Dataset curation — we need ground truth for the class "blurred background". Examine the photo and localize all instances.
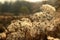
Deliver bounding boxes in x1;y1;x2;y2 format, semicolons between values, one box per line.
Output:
0;0;59;16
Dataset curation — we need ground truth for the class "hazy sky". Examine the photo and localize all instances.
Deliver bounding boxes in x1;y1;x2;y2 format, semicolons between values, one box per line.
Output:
0;0;47;3
26;0;43;2
0;0;16;3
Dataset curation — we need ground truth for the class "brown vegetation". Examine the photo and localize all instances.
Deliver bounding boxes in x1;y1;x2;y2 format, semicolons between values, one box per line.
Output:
0;1;60;40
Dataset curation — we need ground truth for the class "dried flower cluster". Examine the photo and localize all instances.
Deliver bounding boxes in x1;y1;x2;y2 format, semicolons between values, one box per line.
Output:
5;4;57;40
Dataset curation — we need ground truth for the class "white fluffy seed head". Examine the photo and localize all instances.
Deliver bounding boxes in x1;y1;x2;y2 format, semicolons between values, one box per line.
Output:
32;12;46;20
40;4;56;14
33;12;45;17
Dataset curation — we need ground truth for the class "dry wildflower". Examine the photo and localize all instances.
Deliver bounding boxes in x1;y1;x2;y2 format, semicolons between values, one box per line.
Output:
6;4;56;40
40;4;56;15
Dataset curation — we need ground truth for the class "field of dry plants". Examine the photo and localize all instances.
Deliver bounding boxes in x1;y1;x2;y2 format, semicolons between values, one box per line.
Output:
0;4;60;40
